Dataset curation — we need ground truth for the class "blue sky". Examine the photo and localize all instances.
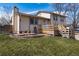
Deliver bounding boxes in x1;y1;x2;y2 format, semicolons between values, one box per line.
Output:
0;3;73;24
0;3;71;24
0;3;55;25
0;3;72;24
0;3;54;14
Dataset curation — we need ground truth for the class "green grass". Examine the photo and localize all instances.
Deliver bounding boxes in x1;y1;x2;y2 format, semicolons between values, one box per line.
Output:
0;34;79;56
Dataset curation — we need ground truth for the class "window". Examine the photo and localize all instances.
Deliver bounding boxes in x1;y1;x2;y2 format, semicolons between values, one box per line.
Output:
60;19;64;22
30;18;34;24
35;19;38;24
53;16;58;21
30;18;38;24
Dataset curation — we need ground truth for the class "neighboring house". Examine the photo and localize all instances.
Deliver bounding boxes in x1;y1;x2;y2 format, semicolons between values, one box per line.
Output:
11;6;66;36
74;21;79;40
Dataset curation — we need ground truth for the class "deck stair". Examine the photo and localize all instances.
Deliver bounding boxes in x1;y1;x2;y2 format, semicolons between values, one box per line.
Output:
58;24;69;38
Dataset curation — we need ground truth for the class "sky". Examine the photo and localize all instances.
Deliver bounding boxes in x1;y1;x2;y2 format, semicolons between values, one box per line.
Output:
0;3;72;24
0;3;54;15
0;3;55;25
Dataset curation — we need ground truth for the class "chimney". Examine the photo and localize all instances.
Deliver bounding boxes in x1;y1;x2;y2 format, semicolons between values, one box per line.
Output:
11;6;20;34
12;6;19;16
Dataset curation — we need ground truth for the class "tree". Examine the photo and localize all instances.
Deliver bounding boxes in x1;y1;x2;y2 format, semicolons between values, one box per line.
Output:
0;6;11;26
0;6;11;33
53;3;79;39
66;4;79;39
53;3;67;15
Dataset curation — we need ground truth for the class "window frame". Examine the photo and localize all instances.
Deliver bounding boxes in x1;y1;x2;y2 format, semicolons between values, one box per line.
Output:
30;18;38;25
53;16;58;21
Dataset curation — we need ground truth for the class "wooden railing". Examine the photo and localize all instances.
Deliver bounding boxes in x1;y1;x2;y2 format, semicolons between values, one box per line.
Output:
42;25;54;34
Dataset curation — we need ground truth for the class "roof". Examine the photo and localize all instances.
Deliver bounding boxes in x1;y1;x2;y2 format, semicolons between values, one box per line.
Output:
17;12;50;20
36;11;66;17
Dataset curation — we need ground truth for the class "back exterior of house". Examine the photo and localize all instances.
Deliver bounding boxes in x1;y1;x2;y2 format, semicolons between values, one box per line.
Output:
37;11;66;36
11;6;66;36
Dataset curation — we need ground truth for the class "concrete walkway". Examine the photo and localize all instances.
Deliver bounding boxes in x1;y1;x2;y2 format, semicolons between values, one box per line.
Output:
9;34;50;39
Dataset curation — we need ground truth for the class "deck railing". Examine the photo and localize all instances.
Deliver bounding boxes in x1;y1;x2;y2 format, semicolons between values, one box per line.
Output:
42;25;54;34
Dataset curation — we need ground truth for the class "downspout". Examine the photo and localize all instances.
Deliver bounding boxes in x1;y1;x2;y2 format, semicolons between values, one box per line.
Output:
29;18;30;33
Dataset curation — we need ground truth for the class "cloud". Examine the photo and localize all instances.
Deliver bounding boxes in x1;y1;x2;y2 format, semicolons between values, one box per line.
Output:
24;9;44;15
26;10;39;14
25;7;51;15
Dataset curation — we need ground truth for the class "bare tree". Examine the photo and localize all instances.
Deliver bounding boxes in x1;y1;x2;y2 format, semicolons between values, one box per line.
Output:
0;6;11;33
53;3;68;15
66;4;79;39
53;3;79;39
0;6;11;26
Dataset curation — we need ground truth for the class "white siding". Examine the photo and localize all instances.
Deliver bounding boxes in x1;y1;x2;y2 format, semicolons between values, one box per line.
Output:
38;18;50;25
59;16;66;25
50;14;66;26
20;16;29;32
37;13;50;19
17;15;20;34
38;19;45;25
12;14;20;34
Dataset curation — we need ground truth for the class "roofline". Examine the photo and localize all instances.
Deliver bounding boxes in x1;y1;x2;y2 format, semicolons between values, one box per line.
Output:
36;11;66;17
17;12;50;20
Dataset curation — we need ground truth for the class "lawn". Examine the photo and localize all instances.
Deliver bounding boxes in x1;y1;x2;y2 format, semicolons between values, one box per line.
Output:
0;34;79;56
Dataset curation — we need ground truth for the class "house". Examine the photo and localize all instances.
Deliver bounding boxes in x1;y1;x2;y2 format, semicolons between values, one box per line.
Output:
36;11;66;36
11;6;67;36
74;21;79;40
